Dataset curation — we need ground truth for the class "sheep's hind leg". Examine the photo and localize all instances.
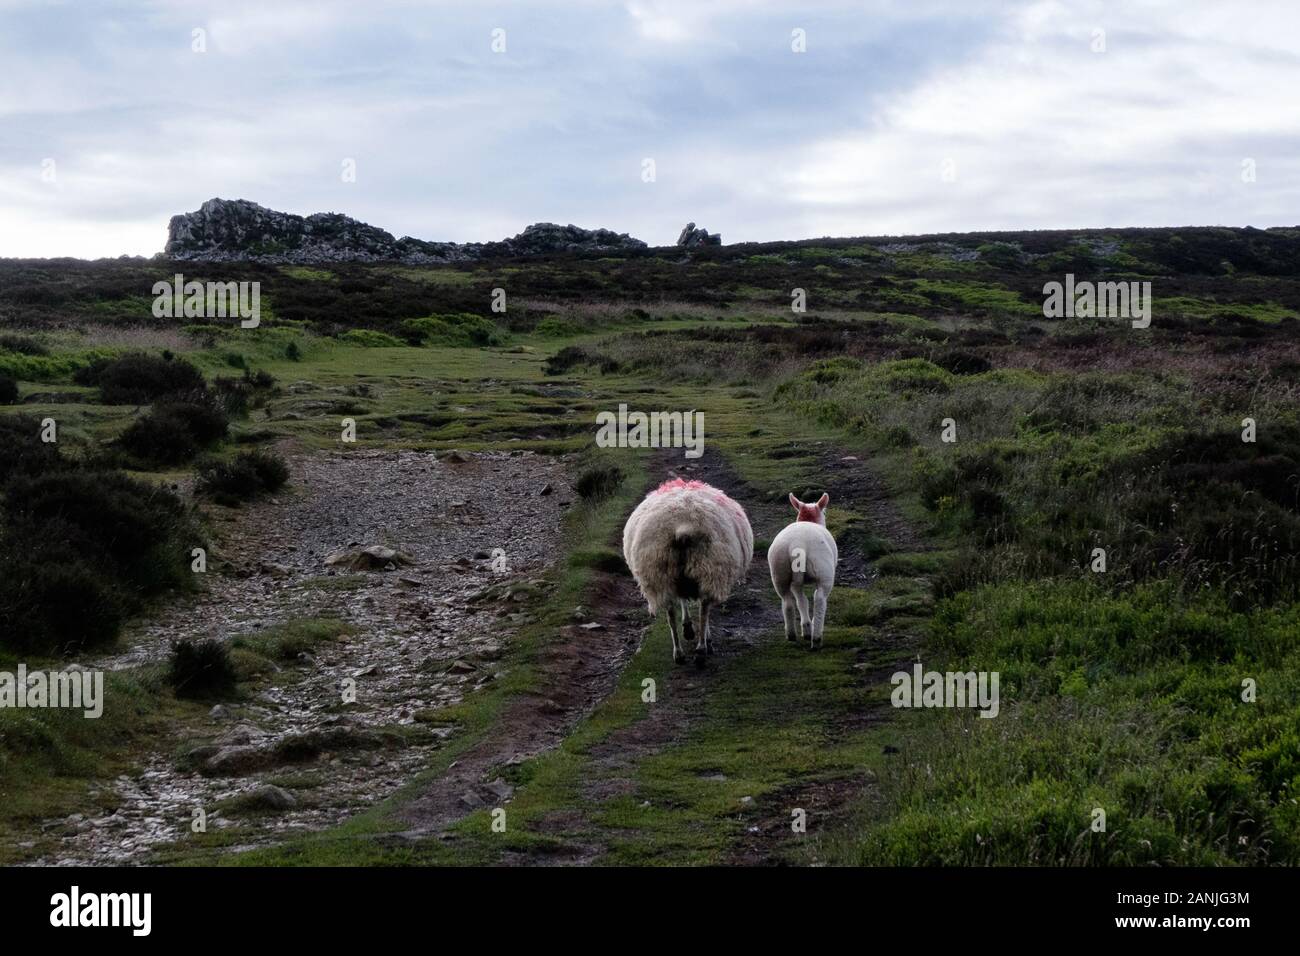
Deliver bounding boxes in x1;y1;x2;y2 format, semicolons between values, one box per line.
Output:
666;605;687;665
678;599;695;666
694;599;713;667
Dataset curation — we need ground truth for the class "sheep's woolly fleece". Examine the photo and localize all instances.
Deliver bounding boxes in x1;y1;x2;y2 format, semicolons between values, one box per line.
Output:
622;478;755;615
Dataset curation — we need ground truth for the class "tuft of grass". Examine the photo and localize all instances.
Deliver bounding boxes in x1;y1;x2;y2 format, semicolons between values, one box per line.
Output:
230;618;354;662
575;462;625;501
167;639;238;700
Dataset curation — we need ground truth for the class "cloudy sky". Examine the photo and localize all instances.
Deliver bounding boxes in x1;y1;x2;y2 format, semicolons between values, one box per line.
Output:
2;0;1298;258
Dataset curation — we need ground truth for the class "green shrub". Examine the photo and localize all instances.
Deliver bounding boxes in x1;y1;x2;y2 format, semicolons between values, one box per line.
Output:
544;346;593;375
118;412;198;465
534;316;585;337
402;313;505;347
213;368;277;415
196;450;290;505
2;470;192;598
75;352;205;404
0;348;114;382
167;639;237;699
933;350;992;375
0;415;64;484
0;557;124;654
0;333;47;356
160;400;230;445
0;461;194;653
340;329;406;348
118;400;229;466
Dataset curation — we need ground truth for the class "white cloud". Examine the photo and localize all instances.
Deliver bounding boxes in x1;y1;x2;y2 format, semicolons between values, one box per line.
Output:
0;0;1297;257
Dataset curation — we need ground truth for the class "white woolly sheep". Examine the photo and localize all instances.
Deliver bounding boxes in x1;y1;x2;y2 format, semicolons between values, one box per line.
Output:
622;478;754;666
767;493;837;650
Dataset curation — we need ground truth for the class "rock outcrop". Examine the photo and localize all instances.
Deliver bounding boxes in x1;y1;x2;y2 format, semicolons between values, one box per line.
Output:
676;222;721;248
164;198;648;263
484;222;647;257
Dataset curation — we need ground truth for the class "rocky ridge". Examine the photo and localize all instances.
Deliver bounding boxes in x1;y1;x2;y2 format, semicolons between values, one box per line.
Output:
164;198;654;264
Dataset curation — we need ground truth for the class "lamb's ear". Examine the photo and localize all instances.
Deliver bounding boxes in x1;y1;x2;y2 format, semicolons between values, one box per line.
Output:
788;493;801;510
816;493;829;510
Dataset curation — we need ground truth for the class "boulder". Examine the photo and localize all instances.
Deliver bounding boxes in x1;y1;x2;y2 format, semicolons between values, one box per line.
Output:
324;544;415;571
239;784;299;811
202;745;269;777
676;222;722;248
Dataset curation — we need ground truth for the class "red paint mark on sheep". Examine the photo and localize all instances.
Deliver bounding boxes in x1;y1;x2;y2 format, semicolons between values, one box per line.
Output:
652;478;711;494
651;478;750;525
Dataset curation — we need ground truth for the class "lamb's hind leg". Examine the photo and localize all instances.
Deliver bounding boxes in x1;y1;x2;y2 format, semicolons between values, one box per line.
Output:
780;592;799;642
666;605;687;665
811;587;828;650
792;588;812;643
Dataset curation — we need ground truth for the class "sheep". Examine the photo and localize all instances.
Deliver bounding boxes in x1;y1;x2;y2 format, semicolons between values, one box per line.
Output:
767;493;837;650
622;478;754;666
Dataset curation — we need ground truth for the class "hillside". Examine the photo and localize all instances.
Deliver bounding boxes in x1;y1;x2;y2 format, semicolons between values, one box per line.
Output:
1;222;1298;867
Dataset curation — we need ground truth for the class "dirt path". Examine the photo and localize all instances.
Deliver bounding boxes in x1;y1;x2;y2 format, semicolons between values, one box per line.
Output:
390;569;642;840
514;442;924;864
38;448;574;865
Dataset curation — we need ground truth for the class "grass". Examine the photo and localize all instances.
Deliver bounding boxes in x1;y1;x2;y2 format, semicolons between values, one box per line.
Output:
0;657;177;864
823;580;1300;865
230;617;355;663
3;231;1299;866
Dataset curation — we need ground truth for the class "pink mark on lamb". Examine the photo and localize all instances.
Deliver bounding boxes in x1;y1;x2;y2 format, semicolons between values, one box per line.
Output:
794;502;822;523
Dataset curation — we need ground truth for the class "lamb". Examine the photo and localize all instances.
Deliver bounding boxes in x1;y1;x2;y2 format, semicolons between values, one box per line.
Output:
622;478;754;666
767;493;837;650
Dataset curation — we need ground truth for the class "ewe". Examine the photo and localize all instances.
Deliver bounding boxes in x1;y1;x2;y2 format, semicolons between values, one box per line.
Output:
768;493;837;650
622;478;754;666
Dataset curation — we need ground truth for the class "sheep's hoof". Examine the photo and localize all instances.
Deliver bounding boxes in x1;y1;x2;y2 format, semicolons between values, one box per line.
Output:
808;641;822;652
705;641;715;655
785;633;797;643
